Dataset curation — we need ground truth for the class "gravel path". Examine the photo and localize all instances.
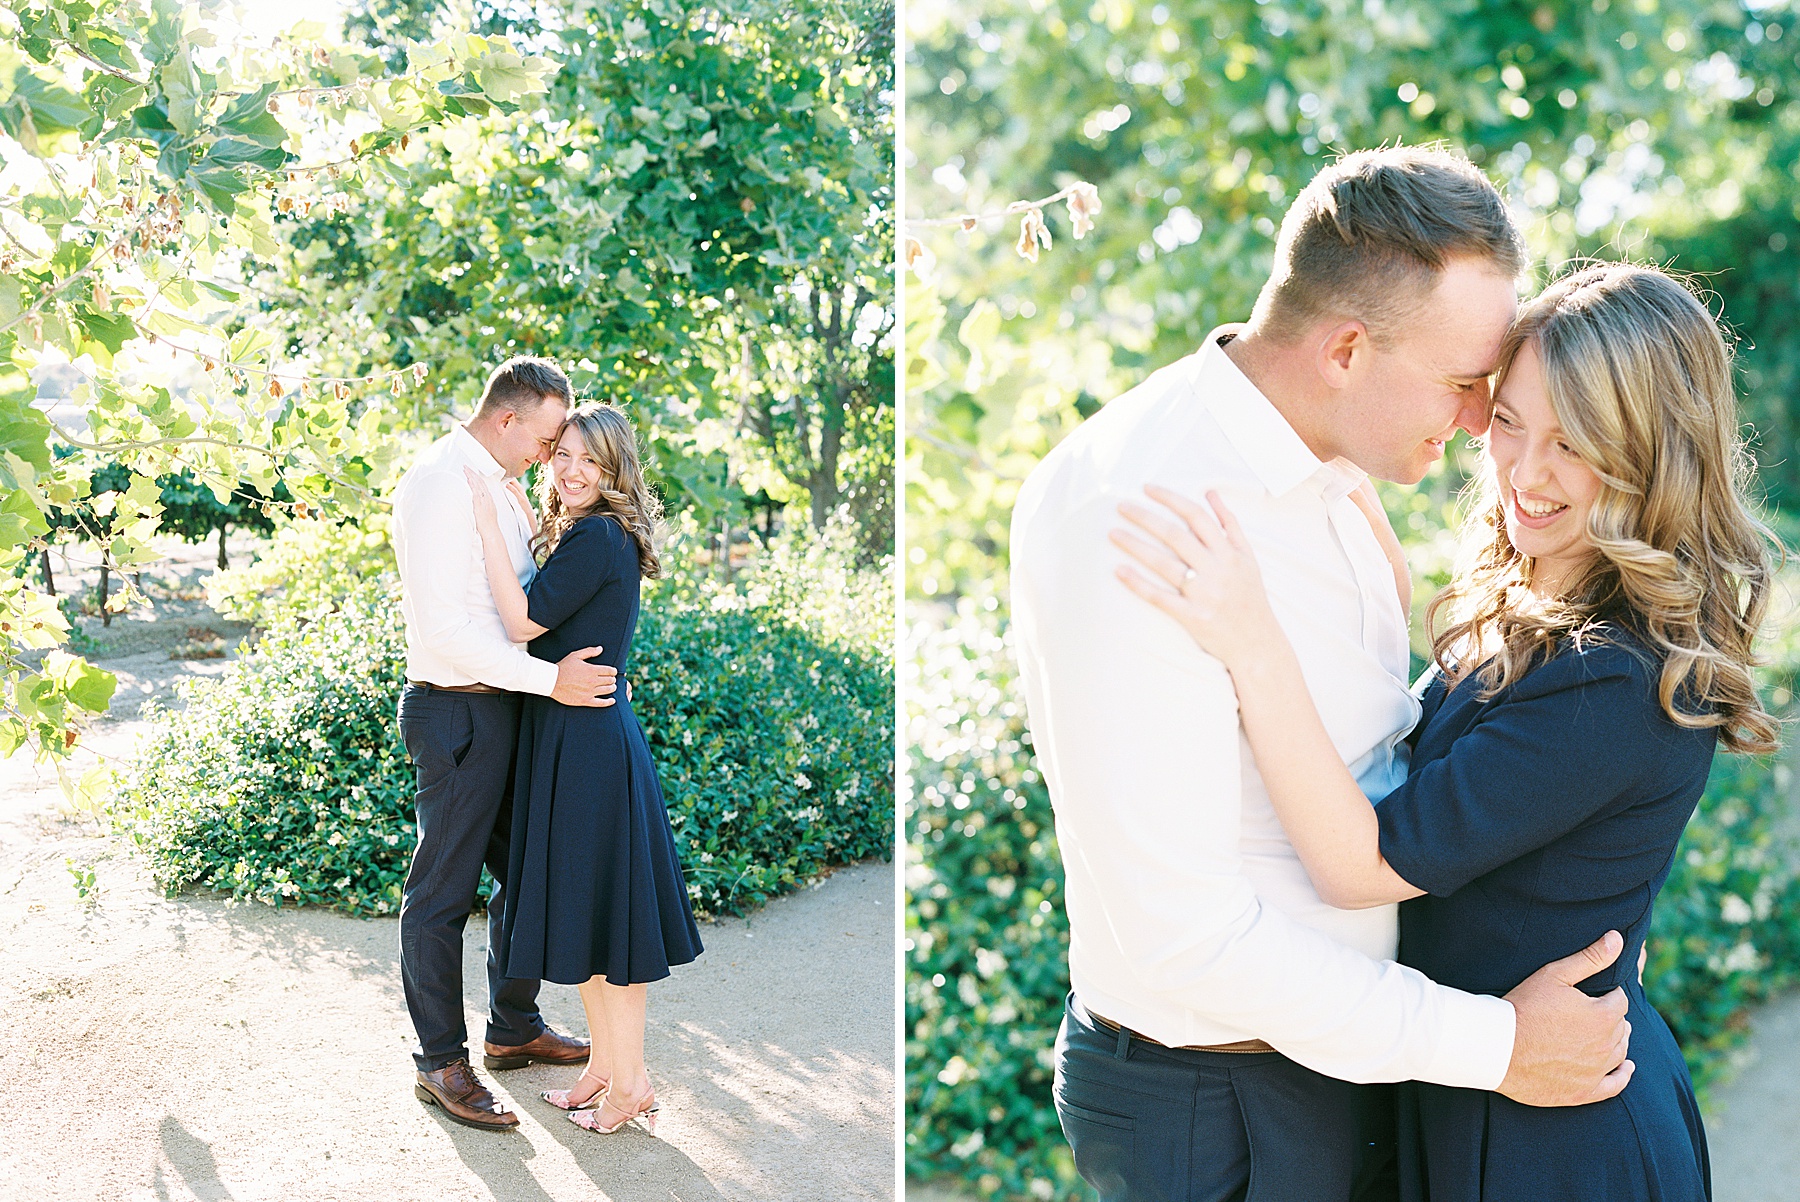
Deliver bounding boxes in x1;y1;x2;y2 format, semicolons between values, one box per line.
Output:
1702;991;1800;1202
0;542;896;1202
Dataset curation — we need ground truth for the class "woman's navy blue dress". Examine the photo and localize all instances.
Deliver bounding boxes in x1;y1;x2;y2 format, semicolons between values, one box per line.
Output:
1376;633;1715;1202
501;514;703;986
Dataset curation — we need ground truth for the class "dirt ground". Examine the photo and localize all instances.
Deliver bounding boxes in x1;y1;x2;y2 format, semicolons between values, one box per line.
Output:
0;539;896;1202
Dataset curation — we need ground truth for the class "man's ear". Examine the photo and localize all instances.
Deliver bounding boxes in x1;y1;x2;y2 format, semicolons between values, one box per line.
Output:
1315;320;1371;389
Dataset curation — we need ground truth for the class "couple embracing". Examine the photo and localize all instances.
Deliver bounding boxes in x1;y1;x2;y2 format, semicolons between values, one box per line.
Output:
390;357;703;1137
1013;146;1775;1200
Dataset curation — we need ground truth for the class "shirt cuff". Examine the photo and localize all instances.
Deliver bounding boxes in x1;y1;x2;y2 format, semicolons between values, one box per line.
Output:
516;656;559;698
1415;991;1516;1090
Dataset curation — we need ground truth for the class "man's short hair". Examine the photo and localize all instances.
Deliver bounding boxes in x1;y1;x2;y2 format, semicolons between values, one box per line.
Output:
473;356;573;419
1250;145;1526;345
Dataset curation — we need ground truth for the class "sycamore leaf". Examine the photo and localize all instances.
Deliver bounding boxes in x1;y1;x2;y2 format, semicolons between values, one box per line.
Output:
9;590;69;650
0;484;48;546
41;650;117;714
75;309;138;355
227;327;275;362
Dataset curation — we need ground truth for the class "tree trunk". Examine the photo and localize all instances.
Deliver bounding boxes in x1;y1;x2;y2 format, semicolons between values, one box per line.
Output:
217;523;230;569
99;561;111;627
811;390;845;530
39;547;54;596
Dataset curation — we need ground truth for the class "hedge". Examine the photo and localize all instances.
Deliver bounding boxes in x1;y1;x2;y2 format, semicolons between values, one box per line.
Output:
113;573;892;918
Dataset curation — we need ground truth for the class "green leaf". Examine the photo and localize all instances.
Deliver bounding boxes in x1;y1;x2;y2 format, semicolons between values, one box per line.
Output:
0;483;48;546
203;136;285;171
0;396;51;471
74;29;140;76
191;161;254;211
142;309;212;338
11;68;92;134
42;650;117;714
227;327;275;362
216;83;284;144
75;309;138;355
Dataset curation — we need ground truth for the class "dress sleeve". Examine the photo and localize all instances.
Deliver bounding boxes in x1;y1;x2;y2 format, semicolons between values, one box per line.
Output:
1378;645;1690;897
525;517;623;633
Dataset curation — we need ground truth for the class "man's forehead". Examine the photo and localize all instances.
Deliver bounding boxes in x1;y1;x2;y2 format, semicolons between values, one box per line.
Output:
528;401;568;435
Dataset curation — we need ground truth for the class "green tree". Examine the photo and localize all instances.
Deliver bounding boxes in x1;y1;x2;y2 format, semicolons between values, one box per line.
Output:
262;0;894;553
152;469;281;568
0;0;557;766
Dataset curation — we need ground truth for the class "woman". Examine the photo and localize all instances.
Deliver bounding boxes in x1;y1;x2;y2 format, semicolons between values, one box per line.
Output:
1112;264;1779;1200
464;402;703;1137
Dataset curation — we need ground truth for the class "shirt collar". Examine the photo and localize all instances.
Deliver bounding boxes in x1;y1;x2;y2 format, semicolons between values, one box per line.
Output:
453;423;507;480
1195;328;1367;503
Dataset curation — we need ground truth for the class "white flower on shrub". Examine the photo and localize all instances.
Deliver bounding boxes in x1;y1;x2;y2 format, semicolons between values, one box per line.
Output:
1721;893;1754;924
1718;941;1763;973
950;1129;985;1159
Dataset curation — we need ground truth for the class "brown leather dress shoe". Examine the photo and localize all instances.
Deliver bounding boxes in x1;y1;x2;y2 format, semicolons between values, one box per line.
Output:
415;1059;519;1131
484;1027;592;1070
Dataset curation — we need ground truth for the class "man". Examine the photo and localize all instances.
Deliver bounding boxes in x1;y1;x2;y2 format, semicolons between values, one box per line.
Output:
392;356;619;1131
1011;147;1635;1199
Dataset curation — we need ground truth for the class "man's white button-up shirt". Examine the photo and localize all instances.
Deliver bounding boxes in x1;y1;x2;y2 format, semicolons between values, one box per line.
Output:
1010;332;1516;1088
391;424;559;696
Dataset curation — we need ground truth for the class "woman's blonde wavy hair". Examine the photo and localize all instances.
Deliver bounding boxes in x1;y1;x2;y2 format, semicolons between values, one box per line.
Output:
533;402;664;579
1426;262;1781;754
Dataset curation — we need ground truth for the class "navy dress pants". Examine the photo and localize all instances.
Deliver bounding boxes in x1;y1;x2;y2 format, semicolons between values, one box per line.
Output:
1054;993;1398;1202
397;684;545;1071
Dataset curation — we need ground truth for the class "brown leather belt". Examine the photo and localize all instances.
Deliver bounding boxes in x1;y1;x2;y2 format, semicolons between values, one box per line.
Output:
1088;1010;1274;1055
415;681;511;695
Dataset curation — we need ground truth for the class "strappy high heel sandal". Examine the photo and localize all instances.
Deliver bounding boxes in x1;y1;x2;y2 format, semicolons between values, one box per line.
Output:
541;1070;610;1111
570;1086;659;1136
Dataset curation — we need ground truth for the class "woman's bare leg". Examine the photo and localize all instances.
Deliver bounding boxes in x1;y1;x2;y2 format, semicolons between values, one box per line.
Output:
542;974;612;1108
574;973;616;1092
572;979;653;1130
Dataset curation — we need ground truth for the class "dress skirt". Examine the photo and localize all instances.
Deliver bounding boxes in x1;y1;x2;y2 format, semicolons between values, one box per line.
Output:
1398;983;1709;1202
501;693;704;986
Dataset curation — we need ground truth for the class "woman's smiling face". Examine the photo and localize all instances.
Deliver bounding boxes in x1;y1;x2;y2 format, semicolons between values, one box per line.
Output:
1485;338;1605;594
550;424;603;510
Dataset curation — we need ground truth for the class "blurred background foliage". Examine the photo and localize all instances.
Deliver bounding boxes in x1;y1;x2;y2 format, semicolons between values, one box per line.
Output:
905;0;1800;1197
266;0;896;561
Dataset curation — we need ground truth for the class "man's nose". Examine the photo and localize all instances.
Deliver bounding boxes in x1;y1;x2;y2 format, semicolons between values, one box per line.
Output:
1454;379;1494;438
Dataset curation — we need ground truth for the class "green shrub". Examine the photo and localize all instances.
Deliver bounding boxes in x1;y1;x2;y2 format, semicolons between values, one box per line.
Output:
111;589;415;914
1646;753;1800;1093
652;511;894;653
907;604;1800;1202
114;583;892;917
205;512;395;626
907;608;1079;1202
636;599;892;910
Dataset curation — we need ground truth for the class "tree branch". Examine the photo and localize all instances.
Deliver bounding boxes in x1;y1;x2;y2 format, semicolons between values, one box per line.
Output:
904;183;1091;230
